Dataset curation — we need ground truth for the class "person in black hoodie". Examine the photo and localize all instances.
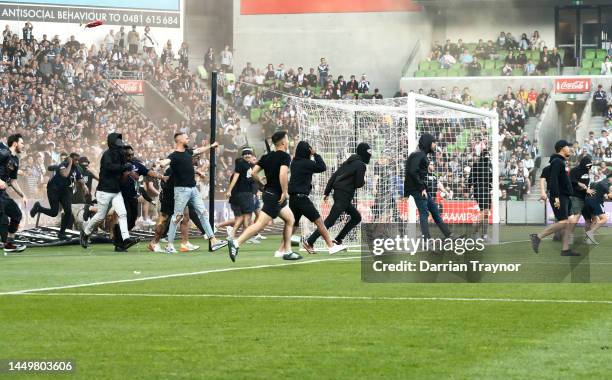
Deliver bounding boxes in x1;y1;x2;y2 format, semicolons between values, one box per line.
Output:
290;141;347;255
305;142;371;248
403;133;452;240
530;140;578;256
568;156;594;235
80;133;139;250
468;149;493;239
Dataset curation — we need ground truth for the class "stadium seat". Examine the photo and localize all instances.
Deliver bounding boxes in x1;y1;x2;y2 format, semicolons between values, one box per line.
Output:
597;49;608;59
425;70;436;77
418;61;431;71
585;49;596;60
578;68;591;75
447;69;460;77
483;60;495;70
581;60;593;69
546;68;558;76
414;70;426;77
498;51;508;60
593;60;604;70
435;69;448;77
512;69;523;76
197;65;208;79
494;60;505;69
591;68;601;75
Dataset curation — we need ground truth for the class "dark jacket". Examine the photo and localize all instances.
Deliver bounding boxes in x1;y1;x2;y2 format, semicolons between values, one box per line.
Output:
289;141;326;195
569;156;592;199
469;153;492;191
97;132;128;193
324;154;366;198
548;153;572;198
404;134;435;195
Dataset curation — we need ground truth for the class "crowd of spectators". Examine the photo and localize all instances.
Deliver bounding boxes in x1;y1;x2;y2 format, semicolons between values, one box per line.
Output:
426;31;563;76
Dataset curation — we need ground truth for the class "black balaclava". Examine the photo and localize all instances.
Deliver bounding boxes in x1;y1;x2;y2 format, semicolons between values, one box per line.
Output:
356;142;372;164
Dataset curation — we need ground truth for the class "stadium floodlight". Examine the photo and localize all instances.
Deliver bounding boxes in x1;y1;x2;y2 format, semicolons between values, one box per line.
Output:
291;93;499;251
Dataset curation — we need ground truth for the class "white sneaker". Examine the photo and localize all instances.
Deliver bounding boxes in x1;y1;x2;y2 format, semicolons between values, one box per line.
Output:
147;242;165;253
274;250;285;258
161;237;168;243
145;219;156;226
329;243;348;255
255;234;267;240
247;238;261;244
180;242;200;252
585;231;599;245
166;244;177;253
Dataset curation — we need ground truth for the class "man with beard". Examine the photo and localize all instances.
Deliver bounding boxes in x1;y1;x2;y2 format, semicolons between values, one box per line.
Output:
0;134;27;253
80;133;139;250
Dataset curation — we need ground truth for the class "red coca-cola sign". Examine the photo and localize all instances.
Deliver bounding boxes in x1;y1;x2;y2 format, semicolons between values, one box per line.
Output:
555;78;592;93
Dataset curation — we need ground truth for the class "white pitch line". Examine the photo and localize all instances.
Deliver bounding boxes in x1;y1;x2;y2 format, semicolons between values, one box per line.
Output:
6;292;612;305
0;256;360;295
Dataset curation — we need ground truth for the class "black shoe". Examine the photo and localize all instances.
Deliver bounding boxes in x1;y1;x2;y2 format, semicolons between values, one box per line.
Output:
80;230;90;249
122;237;140;250
57;233;69;241
228;239;239;262
561;250;580;256
114;246;127;252
283;252;303;261
29;202;40;218
3;242;26;253
530;234;541;254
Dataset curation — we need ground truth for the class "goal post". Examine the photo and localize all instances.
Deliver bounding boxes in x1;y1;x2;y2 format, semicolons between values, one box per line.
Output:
291;94;500;250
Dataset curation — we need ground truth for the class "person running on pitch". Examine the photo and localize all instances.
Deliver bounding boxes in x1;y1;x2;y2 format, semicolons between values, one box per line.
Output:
158;133;226;253
227;131;301;262
0;134;27;253
225;147;257;241
30;153;88;240
304;142;371;248
80;133;139;250
581;174;612;244
568;156;594;244
291;141;347;255
403;133;454;240
530;140;579;256
539;164;563;242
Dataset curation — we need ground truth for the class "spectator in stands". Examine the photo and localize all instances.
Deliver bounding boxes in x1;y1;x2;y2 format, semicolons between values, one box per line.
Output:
536;88;549;114
357;74;370;94
486;40;498;60
607;104;612;124
160;40;173;65
530;31;542;50
474;39;487;60
550;47;562;74
467;57;481;76
459;49;473;65
127;25;139;55
141;26;157;54
505;51;517;67
539;46;549;61
502;62;513;76
204;47;215;73
439;50;456;69
567;112;579;138
519;33;530;50
177;42;188;69
593;85;608;116
497;32;506;48
22;22;33;45
517;49;528;66
536;56;550;75
427;88;438;98
604;148;612;164
373;88;383;100
525;59;536;76
505;174;525;200
116;26;126;51
220;45;233;73
601;56;612;75
506;33;518;49
317;57;329;87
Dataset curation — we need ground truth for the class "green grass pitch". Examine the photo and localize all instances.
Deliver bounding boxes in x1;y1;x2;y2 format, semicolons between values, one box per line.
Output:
2;227;612;379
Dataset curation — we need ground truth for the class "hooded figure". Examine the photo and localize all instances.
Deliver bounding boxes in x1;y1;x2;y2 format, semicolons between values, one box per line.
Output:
548;151;573;201
469;149;493;194
324;142;369;198
403;133;436;195
289;141;326;196
569;155;592;200
97;132;130;193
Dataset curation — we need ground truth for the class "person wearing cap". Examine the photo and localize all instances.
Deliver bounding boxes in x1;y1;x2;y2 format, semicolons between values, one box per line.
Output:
581;174;612;244
403;133;453;240
567;156;595;244
304;141;371;250
30;152;87;240
225;147;258;241
530;139;579;256
80;133;139;251
290;141;347;255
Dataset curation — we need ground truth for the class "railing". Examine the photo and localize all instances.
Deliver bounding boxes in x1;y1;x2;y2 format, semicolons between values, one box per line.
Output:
576;89;594;145
107;70;144;80
401;38;421;78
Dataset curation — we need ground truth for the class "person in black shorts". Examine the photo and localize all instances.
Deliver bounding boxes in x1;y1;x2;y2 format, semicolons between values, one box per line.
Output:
539;164;563;241
30;153;87;240
568;156;595;244
305;142;371;248
290;140;347;255
0;134;27;253
530;140;578;256
582;174;612;245
226;148;257;239
228;131;300;262
468;149;492;239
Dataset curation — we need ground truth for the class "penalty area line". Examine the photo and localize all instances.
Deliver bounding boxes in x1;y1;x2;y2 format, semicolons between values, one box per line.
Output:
6;292;612;305
0;256;360;296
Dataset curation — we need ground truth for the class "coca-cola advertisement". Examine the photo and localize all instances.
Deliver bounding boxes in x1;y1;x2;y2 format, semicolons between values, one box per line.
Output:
555;78;592;93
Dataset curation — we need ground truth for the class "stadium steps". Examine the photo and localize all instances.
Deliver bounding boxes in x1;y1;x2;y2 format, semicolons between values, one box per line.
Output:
526;156;549;201
587;116;606;136
241;116;267;154
524;115;539;141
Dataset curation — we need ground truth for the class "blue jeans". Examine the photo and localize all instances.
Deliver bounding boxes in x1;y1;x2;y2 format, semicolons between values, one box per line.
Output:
409;191;450;239
168;186;214;244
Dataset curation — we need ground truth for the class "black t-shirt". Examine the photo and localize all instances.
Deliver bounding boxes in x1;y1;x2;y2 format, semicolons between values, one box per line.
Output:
72;167;95;204
0;148;19;184
160;167;175;203
49;161;83;189
234;158;253;193
168;150;196;187
258;151;291;194
592;178;611;204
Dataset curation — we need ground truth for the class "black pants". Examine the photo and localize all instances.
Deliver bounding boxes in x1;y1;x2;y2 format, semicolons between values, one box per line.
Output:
114;196;139;247
38;186;72;235
307;191;361;246
0;191;22;241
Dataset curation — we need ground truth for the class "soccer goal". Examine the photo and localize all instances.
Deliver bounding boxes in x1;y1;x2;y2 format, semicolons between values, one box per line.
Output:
291;93;500;251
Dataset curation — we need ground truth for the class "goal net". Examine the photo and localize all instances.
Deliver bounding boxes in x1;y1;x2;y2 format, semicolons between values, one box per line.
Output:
291;93;500;251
